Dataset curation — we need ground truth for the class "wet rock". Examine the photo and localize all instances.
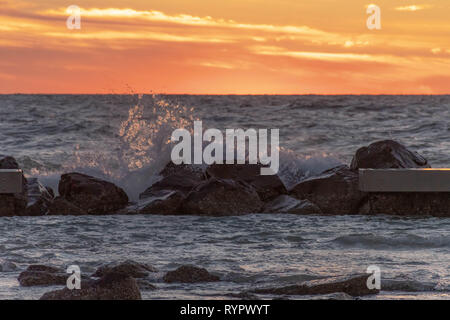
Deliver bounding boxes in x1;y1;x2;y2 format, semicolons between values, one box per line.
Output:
92;260;158;279
0;261;17;272
58;173;129;214
139;190;186;214
159;162;206;181
182;178;264;216
25;178;54;216
206;164;287;201
18;265;67;287
350;140;430;170
163;265;220;283
136;278;158;291
48;197;87;215
263;195;322;214
359;193;450;217
252;274;379;297
290;166;366;214
0;156;28;216
40;272;141;300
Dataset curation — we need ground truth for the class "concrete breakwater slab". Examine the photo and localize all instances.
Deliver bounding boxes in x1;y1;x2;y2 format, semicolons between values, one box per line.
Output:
359;169;450;192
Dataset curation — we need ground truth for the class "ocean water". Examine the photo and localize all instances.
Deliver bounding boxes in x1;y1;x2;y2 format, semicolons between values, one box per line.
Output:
0;94;449;299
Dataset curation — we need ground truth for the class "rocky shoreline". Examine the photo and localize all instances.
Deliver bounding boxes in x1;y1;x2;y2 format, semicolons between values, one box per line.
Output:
1;140;449;217
12;260;379;300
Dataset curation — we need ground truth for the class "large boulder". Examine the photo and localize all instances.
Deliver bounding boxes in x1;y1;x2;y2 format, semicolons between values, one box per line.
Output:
137;163;207;215
252;274;379;297
163;265;220;283
263;195;322;214
350;140;430;170
206;164;287;201
57;173;129;214
48;197;88;215
0;156;28;216
40;272;141;300
25;178;54;216
290;166;366;214
182;178;264;216
18;265;67;287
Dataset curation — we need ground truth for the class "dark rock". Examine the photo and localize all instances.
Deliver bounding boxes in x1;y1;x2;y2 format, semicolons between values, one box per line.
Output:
359;193;450;217
159;162;206;181
139;190;186;214
58;173;129;214
25;178;54;216
18;265;67;287
350;140;430;170
290;166;366;214
40;271;141;300
0;156;28;216
47;197;87;215
163;265;220;283
138;170;206;214
92;260;157;278
252;274;379;297
136;278;158;291
206;164;287;201
182;178;264;216
263;195;322;214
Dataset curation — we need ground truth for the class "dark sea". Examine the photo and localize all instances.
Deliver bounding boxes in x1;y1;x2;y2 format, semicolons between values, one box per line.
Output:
0;94;449;299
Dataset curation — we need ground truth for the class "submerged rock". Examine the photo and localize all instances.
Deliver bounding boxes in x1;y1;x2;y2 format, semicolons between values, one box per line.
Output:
40;272;141;300
57;173;129;214
206;163;287;201
252;274;379;297
182;178;264;216
290;166;366;214
92;260;157;278
18;265;67;287
25;178;54;216
0;156;28;216
350;140;430;170
0;261;18;272
263;195;322;214
163;265;220;283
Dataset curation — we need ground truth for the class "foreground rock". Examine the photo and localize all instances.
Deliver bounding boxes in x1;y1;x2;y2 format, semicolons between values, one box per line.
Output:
263;195;322;214
50;173;129;215
290;166;366;214
206;164;287;201
0;156;28;216
251;274;379;297
18;265;67;287
350;140;430;170
163;265;220;283
92;260;157;278
40;272;141;300
182;178;264;216
25;178;54;216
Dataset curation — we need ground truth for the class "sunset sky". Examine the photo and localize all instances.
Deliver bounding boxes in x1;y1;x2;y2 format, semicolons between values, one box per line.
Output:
1;0;449;94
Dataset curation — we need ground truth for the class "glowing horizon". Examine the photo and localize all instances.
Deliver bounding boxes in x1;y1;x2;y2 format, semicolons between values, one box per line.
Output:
1;0;449;94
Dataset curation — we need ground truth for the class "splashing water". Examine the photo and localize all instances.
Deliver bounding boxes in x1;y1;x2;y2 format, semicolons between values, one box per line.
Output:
56;95;197;200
